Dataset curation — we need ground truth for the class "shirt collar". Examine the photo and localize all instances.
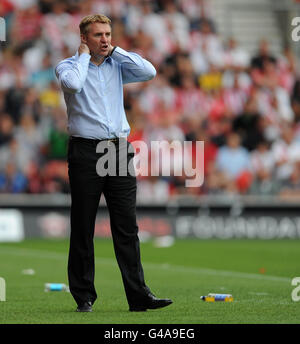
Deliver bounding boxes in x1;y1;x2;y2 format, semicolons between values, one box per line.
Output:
74;51;112;65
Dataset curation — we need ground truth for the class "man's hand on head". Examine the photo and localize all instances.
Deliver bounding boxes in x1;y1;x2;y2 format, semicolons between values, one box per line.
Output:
78;43;90;55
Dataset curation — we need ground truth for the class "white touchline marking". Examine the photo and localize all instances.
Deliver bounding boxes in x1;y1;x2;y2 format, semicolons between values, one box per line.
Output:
0;246;290;283
248;292;270;295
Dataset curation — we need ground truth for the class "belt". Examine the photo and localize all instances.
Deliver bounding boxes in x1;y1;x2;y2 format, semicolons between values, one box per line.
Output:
70;136;121;145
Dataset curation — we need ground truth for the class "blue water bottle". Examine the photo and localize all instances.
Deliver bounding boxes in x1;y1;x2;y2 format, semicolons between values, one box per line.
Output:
44;283;69;292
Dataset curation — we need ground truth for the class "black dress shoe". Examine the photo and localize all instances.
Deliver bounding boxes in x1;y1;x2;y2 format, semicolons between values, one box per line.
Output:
129;293;173;312
76;301;93;312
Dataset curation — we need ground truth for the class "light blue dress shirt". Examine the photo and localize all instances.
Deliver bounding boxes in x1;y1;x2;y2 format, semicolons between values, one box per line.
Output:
55;47;156;139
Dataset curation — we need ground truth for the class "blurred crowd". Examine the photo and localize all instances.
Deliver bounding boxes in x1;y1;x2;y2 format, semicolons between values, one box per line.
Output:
0;0;300;201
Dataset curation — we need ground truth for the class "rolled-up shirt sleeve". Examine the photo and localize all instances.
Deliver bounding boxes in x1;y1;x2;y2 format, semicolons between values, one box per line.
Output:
55;53;91;94
111;46;156;84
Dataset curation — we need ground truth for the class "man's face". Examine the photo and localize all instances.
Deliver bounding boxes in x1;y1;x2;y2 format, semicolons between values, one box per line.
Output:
81;22;112;56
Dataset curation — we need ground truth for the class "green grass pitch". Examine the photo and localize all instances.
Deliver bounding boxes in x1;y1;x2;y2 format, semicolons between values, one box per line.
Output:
0;238;299;324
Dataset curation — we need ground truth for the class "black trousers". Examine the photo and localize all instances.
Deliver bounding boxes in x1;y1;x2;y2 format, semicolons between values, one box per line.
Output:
67;136;150;306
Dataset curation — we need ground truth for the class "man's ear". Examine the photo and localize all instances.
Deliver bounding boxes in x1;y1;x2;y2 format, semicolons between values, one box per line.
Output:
80;34;88;44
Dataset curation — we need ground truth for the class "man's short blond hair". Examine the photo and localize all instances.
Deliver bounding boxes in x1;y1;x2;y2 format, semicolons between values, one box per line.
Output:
79;14;111;35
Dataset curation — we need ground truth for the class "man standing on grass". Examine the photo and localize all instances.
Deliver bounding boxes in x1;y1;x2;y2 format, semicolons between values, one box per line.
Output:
55;14;173;313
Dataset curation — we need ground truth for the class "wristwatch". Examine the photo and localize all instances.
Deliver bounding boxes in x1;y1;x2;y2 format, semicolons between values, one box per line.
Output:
110;46;116;56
